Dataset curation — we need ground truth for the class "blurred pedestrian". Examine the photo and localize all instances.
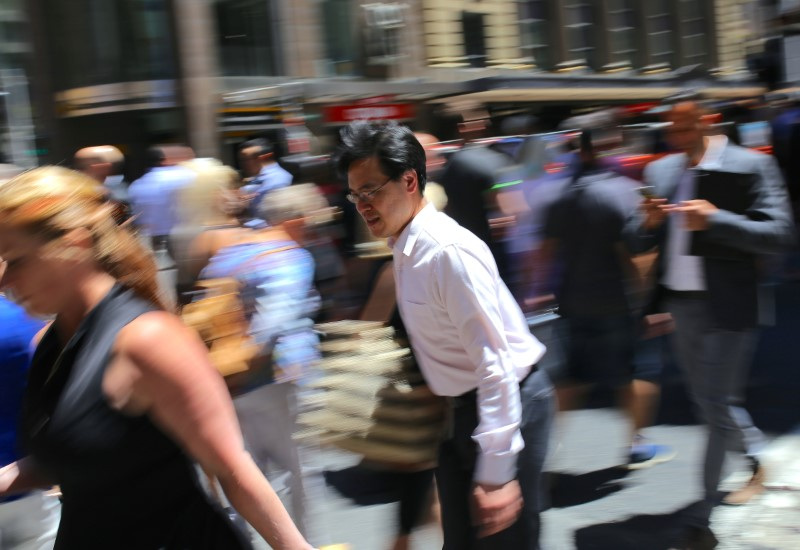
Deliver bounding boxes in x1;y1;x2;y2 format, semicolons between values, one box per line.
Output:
170;158;244;306
536;129;675;468
192;183;323;542
0;233;60;549
238;137;293;223
338;121;554;549
128;145;195;253
0;166;313;549
128;145;197;309
73;145;131;224
439;118;514;281
638;100;795;548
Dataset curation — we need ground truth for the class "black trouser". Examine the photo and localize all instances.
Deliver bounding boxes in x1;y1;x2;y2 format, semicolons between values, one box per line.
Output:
436;368;554;550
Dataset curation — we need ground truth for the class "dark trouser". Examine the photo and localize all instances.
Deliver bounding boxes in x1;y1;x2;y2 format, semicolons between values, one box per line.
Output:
667;294;765;526
436;368;555;550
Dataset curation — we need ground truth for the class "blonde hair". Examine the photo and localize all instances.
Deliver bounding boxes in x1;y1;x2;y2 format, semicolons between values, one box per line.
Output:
175;158;239;227
258;183;329;226
0;166;167;310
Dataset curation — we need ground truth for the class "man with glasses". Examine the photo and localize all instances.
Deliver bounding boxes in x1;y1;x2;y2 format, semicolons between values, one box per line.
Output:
337;121;554;549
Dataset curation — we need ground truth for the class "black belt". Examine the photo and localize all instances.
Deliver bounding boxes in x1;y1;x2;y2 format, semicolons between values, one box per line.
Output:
664;289;709;300
450;364;538;407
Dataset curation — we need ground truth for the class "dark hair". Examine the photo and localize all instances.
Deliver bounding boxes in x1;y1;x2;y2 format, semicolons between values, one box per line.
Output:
336;121;427;193
239;137;274;157
145;146;166;168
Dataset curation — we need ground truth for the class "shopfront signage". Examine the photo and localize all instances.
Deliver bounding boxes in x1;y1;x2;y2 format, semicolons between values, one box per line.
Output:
324;103;414;124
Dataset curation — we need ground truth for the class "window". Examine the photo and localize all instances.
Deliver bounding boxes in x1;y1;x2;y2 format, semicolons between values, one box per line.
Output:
518;0;551;69
215;0;280;77
606;0;636;67
462;11;487;68
43;0;176;90
645;0;674;68
678;0;712;68
564;1;596;69
321;0;357;75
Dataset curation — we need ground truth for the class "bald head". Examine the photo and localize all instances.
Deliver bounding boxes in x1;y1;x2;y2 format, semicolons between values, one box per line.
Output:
74;145;124;181
414;132;445;178
667;101;706;123
664;101;708;157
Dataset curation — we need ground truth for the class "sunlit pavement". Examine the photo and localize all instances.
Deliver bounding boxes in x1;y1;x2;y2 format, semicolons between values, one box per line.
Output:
247;409;800;549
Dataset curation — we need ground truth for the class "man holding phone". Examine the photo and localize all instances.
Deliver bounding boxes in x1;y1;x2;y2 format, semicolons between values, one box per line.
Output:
638;100;795;548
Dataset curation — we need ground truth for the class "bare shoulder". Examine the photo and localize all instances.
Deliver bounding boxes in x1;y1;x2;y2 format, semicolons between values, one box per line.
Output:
114;311;205;370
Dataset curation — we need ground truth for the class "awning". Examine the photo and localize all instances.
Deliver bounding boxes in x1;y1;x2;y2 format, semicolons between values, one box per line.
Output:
428;85;766;104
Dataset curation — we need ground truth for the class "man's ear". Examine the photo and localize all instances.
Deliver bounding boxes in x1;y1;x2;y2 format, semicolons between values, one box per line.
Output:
403;169;420;195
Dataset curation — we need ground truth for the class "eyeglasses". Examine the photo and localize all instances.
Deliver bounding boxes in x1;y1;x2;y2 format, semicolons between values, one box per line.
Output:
345;176;393;204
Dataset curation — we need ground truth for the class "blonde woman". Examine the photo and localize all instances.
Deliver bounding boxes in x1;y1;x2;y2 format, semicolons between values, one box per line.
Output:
191;184;325;541
169;158;244;304
0;167;313;549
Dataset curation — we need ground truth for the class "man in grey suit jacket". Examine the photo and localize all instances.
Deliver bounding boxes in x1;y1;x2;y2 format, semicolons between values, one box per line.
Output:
638;101;795;549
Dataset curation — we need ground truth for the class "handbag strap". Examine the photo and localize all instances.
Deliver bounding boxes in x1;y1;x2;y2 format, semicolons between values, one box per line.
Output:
235;243;298;278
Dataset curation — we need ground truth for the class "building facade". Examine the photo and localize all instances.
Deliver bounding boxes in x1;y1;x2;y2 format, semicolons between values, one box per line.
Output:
12;0;780;172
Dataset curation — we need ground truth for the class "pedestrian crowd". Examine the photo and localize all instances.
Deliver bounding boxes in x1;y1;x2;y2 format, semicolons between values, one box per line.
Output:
0;95;797;550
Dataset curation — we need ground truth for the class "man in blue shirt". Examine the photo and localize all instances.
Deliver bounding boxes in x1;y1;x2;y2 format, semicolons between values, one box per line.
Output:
239;138;293;222
0;259;60;548
128;145;196;250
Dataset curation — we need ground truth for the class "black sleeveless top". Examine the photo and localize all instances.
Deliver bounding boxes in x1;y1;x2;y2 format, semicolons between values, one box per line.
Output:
20;285;252;549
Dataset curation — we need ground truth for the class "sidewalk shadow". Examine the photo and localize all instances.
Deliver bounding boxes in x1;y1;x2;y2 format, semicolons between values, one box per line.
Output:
323;464;433;507
547;466;631;509
324;465;400;505
573;500;706;549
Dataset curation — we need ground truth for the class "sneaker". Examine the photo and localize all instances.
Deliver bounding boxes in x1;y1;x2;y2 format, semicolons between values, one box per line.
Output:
627;438;677;470
722;458;766;506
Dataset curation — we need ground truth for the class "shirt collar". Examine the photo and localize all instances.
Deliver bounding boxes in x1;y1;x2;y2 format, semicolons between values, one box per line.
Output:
104;174;124;185
696;134;728;170
259;163;280;177
391;202;436;257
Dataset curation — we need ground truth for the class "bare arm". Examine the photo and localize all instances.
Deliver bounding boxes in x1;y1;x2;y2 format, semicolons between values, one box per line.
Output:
110;312;312;550
0;457;55;497
185;231;216;282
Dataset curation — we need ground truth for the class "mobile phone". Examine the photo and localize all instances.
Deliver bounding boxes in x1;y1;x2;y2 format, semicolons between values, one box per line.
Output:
637;185;657;199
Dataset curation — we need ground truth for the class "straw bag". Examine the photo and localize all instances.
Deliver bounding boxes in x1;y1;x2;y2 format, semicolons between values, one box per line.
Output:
181;244;296;381
181;277;260;378
299;320;446;469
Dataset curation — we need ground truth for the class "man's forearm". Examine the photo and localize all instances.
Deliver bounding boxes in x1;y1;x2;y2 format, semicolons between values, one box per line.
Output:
472;374;524;486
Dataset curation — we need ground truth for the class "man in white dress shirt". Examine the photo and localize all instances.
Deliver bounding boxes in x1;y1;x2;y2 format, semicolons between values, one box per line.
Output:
338;121;554;549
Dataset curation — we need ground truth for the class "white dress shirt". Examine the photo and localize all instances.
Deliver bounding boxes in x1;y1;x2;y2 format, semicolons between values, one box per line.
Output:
392;203;546;485
663;135;728;291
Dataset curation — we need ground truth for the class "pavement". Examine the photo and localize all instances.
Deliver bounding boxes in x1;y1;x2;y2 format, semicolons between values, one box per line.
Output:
247;408;800;550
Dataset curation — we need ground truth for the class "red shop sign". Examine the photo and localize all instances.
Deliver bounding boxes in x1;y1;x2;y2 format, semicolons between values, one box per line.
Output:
324;103;415;124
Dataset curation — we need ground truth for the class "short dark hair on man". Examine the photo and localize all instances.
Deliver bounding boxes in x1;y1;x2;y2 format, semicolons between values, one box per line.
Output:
145;146;166;168
239;137;274;157
337;120;427;193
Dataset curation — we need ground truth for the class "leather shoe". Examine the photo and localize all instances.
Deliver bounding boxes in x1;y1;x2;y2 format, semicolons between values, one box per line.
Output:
672;525;718;550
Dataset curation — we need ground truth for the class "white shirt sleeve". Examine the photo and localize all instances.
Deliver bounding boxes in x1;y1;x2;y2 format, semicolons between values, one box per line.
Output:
433;243;524;485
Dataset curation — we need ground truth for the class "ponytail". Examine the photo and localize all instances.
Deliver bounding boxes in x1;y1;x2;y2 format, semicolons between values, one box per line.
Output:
89;210;170;311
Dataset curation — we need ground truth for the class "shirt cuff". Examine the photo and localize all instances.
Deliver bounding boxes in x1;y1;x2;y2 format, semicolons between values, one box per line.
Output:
474;451;518;486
